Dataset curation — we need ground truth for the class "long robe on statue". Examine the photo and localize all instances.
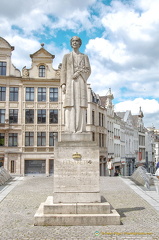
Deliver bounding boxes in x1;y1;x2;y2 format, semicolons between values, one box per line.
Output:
61;51;91;133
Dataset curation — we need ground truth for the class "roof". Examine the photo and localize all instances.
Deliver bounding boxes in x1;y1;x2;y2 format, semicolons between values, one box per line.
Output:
115;112;125;119
0;37;14;51
99;96;107;107
30;47;55;59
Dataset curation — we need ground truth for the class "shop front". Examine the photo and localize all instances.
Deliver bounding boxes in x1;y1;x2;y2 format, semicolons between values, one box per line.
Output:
25;160;46;174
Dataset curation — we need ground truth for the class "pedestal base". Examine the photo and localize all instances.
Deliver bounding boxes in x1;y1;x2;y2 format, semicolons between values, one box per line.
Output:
53;192;101;203
53;134;100;203
34;196;121;226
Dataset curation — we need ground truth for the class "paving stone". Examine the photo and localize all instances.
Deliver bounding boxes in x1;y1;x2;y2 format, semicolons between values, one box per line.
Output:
0;176;159;240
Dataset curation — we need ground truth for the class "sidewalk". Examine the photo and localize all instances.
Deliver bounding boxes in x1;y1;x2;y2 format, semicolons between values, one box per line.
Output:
0;175;159;240
0;176;24;202
121;177;159;212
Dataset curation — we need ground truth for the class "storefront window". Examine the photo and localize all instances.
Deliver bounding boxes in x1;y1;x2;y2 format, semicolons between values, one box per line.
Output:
25;160;46;174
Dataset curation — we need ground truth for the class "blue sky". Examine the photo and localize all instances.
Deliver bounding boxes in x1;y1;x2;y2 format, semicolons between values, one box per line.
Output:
1;0;159;128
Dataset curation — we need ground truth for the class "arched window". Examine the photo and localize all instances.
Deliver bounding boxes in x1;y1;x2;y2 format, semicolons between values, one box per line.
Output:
39;65;45;77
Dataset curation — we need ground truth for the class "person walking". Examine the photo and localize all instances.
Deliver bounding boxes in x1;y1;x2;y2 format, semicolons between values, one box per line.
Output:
107;159;113;177
156;161;159;170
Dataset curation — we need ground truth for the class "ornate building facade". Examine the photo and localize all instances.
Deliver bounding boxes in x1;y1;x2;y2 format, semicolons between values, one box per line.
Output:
0;37;107;175
0;37;154;176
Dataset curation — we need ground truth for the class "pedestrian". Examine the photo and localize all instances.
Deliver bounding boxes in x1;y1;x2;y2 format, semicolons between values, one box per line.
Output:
107;159;113;177
156;161;159;170
114;170;119;176
155;168;159;180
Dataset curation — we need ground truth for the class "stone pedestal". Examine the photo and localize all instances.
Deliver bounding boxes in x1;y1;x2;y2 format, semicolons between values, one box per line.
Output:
34;196;120;226
53;133;100;203
34;133;120;226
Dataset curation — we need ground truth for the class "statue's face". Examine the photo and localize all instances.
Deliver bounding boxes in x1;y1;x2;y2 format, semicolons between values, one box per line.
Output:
71;37;81;49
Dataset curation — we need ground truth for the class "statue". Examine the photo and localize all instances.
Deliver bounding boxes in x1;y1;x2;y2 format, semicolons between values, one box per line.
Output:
61;36;91;133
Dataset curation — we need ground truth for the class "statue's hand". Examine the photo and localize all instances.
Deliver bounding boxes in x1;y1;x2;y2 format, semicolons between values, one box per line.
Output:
62;84;66;94
73;72;80;79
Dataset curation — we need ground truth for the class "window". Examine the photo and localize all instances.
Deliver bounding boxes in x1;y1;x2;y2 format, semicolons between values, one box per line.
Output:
37;132;46;146
25;132;34;146
0;109;5;123
38;110;46;123
92;132;95;141
26;87;34;101
9;133;18;147
102;114;104;127
99;133;104;147
92;110;95;125
99;112;101;126
9;87;18;101
50;110;58;123
0;133;5;146
102;134;104;147
50;88;58;102
39;65;45;77
99;133;101;147
10;160;15;173
49;132;58;146
0;87;6;101
92;92;96;103
25;109;34;123
9;109;18;124
0;62;6;76
38;87;46;101
86;110;87;124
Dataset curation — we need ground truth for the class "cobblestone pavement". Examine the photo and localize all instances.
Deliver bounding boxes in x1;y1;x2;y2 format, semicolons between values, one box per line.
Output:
0;176;159;240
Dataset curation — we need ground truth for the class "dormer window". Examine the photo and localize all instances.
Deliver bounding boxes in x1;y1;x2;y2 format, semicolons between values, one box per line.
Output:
39;65;45;77
0;62;7;76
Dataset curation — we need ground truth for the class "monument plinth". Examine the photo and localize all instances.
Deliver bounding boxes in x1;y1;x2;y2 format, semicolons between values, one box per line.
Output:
34;36;120;226
53;133;100;203
34;133;120;226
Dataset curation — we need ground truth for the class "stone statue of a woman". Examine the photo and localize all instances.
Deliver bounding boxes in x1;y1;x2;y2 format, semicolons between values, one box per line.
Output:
61;36;91;133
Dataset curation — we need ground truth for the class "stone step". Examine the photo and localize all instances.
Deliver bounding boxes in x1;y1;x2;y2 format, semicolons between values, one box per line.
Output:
43;196;111;214
34;202;120;226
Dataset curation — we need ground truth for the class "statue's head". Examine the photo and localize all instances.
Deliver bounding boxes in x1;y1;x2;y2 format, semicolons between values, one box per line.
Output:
70;36;82;48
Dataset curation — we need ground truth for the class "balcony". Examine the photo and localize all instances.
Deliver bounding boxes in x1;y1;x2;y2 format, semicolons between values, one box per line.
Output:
0;120;21;131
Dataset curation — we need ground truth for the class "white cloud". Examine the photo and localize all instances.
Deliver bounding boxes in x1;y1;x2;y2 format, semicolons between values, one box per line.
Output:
0;0;96;36
101;0;159;42
6;36;69;70
86;37;131;65
0;19;12;36
1;0;159;128
50;9;93;32
6;36;40;69
0;0;33;19
46;42;69;69
85;0;159;103
114;98;159;128
13;9;50;35
115;98;159;115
